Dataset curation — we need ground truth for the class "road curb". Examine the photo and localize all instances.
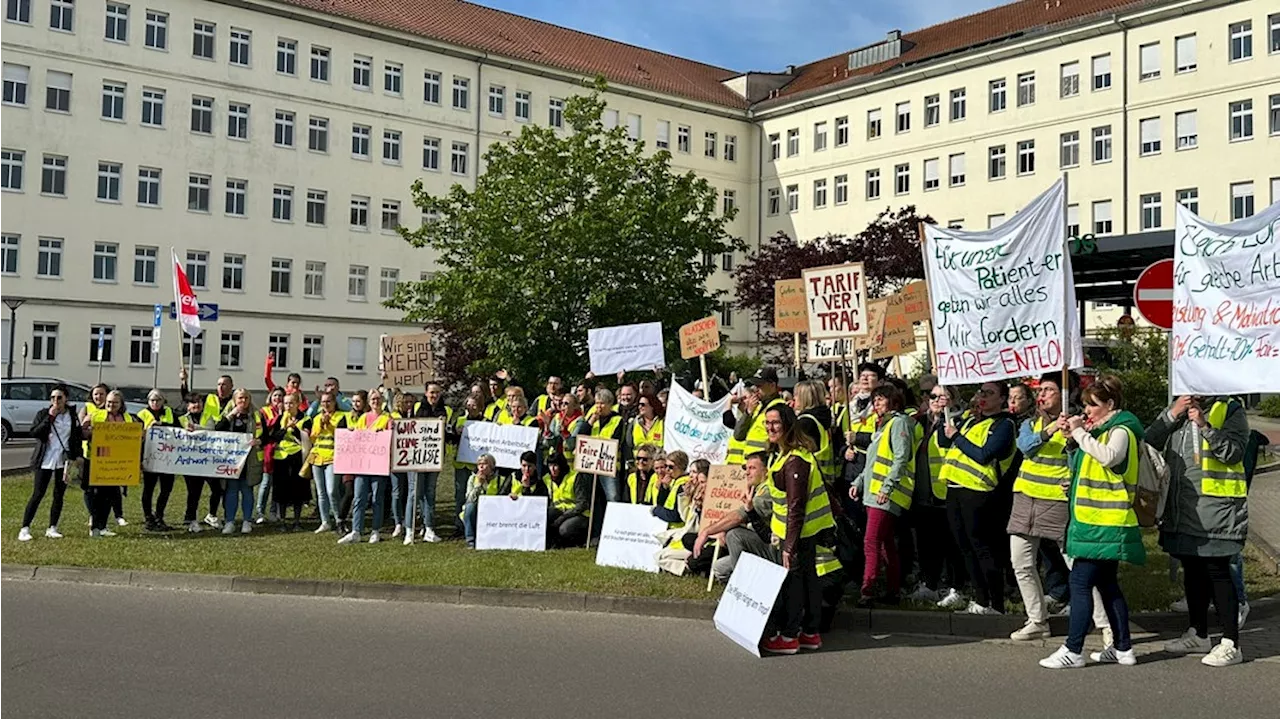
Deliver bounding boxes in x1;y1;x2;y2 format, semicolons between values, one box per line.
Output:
1249;532;1280;575
11;563;1274;639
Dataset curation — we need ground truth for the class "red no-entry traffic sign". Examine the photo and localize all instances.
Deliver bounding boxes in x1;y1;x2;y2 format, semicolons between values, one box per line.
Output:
1134;259;1174;331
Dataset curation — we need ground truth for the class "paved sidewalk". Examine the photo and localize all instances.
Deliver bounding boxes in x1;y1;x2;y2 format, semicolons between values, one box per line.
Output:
1248;413;1280;573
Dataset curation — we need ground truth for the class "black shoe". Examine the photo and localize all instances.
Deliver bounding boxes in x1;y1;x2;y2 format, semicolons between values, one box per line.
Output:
144;518;159;532
855;594;875;609
155;519;173;531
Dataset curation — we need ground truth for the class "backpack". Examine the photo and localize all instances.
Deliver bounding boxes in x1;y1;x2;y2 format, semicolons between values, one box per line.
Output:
1243;429;1269;487
1132;440;1170;528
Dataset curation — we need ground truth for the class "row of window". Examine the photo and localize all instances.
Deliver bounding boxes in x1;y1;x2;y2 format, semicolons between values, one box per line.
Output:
766;17;1280;162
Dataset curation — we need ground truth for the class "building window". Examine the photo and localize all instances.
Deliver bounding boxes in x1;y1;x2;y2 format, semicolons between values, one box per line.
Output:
137;167;160;205
310;46;329;81
272;185;293;221
1271;94;1280;135
350;54;371;89
895;102;910;133
349;196;369;229
987;214;1005;229
1060;132;1079;168
273;110;295;147
104;2;128;42
276;38;296;75
89;326;114;364
1140;192;1162;230
894;163;910;195
724;134;737;161
383;130;401;164
1092;54;1111;90
50;0;74;31
422;70;440;104
96;161;120;201
303;262;324;298
1060;62;1079;98
45;70;71;112
548;98;567;129
422;136;440;170
949;88;966;121
833;174;848;204
306;190;326;224
1229;100;1253;141
512;89;531;121
192;20;215;59
101;81;125;120
381;200;400;231
834;117;848;147
812;124;827;155
452;76;469;110
1175;111;1198;149
268;334;289;367
1271;13;1280;54
307;116;328;152
1175;34;1197;73
450;141;468;175
923;158;939;191
2;63;28;105
190;95;212;133
92;242;117;282
379;267;398;299
37;237;62;277
1066;205;1080;238
813;178;828;208
227;102;249;139
924;94;940;127
224;179;246;216
270;258;291;294
988;145;1006;179
865;169;880;200
949;153;966;186
127;327;151;366
133;245;156;284
721;252;734;273
1016;140;1035;175
867;109;881;139
140;87;164;126
1229;21;1252;62
41;154;66;195
705;131;718;158
785;184;799;213
767;132;779;159
345;337;367;373
1231;181;1254;220
1177;187;1199;215
187;173;209;212
1092;200;1113;235
1016;72;1035;106
1139;42;1160;80
786;128;800;156
184;250;207;289
348;123;370;158
0;234;17;275
989;79;1006;112
383;62;402;96
719;302;733;329
1139;117;1161;155
1;149;22;191
219;331;242;369
229;28;250;66
1092;126;1112;163
221;253;244;291
347;265;367;300
32;322;58;362
487;84;504;116
766;188;779;215
7;0;30;23
722;189;736;216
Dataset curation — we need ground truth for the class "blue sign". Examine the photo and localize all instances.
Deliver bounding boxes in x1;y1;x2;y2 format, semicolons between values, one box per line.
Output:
153;303;163;328
96;327;105;349
168;302;219;322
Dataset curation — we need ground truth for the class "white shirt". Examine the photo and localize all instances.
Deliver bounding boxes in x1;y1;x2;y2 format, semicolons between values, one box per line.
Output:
40;411;73;470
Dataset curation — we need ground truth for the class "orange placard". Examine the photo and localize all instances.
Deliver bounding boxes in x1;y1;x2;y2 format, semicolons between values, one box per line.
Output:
900;281;931;324
773;279;808;334
679;315;721;359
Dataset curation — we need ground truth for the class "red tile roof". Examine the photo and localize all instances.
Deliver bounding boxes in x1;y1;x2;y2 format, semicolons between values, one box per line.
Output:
277;0;750;108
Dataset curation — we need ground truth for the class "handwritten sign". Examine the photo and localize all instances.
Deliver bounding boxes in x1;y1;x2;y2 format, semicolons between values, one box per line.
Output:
923;179;1083;384
1171;201;1280;394
854;298;888;352
142;426;253;479
663;382;731;463
773;278;809;333
458;422;539;470
379;332;435;389
574;436;620;476
701;464;750;526
679;315;721;359
802;262;868;340
476;496;547;551
90;422;144;486
595;502;668;573
391;418;444;472
873;292;918;358
334;429;391;476
714;553;787;657
807;337;856;361
900;280;931;323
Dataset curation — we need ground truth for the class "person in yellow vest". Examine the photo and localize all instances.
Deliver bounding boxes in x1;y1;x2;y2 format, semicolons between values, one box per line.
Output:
908;384;964;605
727;367;787;465
626;443;659;504
841;363;885;494
178;392;223;533
589;389;626;502
461;454;509;548
545;453;592;548
81;389;137;538
1040;375;1145;670
486;375;507;421
793;380;835;481
650;451;691;528
407;381;452;544
544;394;590;467
79;383;128;527
178;368;235;427
340;388;393;545
851;384;915;607
214;388;262;535
509;450;551;500
761;404;837;655
532;376;563;417
1147;394;1250;667
301;392;349;534
252;387;286;524
444;393;485;539
938;380;1016;615
138;389;182;532
627;392;664;461
262;391;309;531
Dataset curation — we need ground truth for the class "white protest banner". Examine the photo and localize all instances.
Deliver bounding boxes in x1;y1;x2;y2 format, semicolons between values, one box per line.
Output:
714;553;787;657
1172;201;1280;394
587;321;665;375
663;381;731;464
142;426;253;479
595;502;668;573
391;417;444;472
573;436;620;476
923;179;1082;385
802;262;869;340
476;496;548;551
458;422;539;470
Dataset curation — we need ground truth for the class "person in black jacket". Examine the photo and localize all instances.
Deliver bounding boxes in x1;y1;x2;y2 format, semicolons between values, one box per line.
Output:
18;385;83;541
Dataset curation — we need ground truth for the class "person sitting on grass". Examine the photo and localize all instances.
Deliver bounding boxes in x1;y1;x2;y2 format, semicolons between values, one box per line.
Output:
546;453;591;548
511;451;550;498
462;454;508;548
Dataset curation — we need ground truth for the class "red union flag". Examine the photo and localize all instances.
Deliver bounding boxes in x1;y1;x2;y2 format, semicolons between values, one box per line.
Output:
171;248;201;337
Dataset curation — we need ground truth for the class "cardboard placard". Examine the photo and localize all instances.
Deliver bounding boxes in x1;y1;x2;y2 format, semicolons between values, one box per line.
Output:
773;278;808;334
379;332;436;389
594;502;668;573
700;464;751;526
391;417;444;472
89;422;144;486
475;496;548;551
333;429;391;476
679;315;721;359
142;426;254;479
802;262;869;340
900;280;931;323
573;436;620;476
714;553;787;657
854;298;888;352
874;292;919;359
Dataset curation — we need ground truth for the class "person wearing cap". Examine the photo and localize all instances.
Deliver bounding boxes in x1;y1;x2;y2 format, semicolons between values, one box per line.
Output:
726;367;787;466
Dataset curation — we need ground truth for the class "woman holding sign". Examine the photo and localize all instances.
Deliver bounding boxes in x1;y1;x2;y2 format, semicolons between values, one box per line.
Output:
215;388;261;535
301;393;349;534
82;391;137;538
138;390;182;532
262;392;309;531
340;389;393;545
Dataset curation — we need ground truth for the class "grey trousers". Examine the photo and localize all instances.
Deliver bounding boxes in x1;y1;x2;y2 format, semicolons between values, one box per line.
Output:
712;526;776;581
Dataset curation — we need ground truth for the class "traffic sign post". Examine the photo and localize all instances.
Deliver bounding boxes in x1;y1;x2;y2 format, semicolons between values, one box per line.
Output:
152;303;163;388
96;326;106;383
168;302;219;322
1134;259;1174;331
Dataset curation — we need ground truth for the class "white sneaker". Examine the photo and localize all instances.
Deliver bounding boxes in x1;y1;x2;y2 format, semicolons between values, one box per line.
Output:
99;528;117;537
403;534;414;546
369;531;381;544
1090;646;1137;665
187;520;203;533
313;522;332;534
1201;638;1242;667
254;515;266;525
204;513;223;529
1164;628;1212;654
337;531;360;545
221;522;236;535
1039;645;1085;669
116;517;128;527
1170;596;1189;612
422;527;441;543
241;521;253;534
936;588;966;610
44;526;63;539
907;582;938;603
391;524;404;538
17;527;33;541
89;529;101;538
1010;621;1050;641
961;601;1001;615
1238;602;1250;630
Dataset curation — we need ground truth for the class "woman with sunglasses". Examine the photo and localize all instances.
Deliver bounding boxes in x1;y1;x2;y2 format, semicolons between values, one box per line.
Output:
910;385;966;606
82;390;137;537
138;389;183;531
629;393;664;461
18;385;83;541
626;443;659;504
215;388;262;535
252;386;287;524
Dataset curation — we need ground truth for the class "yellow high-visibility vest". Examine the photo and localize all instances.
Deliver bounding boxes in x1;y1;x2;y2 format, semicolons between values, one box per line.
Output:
1014;416;1070;501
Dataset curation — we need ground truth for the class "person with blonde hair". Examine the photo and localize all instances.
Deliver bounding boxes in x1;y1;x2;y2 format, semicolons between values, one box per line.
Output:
794;380;836;480
215;388;261;535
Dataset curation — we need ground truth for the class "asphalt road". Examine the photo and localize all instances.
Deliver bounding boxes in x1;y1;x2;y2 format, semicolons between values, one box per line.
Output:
4;581;1278;718
1;439;33;474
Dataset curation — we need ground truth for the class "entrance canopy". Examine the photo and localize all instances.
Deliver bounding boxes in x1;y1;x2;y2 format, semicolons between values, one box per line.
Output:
1070;230;1173;305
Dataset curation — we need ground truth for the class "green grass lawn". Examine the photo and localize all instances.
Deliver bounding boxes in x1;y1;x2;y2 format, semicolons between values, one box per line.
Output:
2;472;1276;609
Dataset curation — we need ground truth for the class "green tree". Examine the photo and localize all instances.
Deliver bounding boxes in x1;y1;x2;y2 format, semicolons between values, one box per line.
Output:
1091;326;1169;423
390;79;741;386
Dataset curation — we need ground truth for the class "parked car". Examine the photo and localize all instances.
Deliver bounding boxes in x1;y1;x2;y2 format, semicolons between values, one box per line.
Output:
1;377;146;442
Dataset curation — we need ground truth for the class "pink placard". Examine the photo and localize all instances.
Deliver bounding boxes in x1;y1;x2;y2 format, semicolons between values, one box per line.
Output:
333;429;392;476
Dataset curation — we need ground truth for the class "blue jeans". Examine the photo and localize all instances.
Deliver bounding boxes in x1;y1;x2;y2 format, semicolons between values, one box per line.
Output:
462;500;479;544
405;471;439;534
453;466;471;531
1066;559;1131;654
390;473;408;527
223;479;254;524
1230;552;1247;603
312;464;341;525
352;475;388;534
600;474;620;503
254;472;273;516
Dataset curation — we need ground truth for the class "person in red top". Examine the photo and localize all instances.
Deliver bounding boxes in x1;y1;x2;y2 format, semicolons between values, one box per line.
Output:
264;352;309;413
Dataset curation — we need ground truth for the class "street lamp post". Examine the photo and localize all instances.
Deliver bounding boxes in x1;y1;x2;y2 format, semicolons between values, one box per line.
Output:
3;298;25;380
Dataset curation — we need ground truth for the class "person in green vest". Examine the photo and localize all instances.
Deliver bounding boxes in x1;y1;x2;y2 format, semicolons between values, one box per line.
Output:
82;390;137;538
1146;394;1250;667
589;388;626;502
909;384;966;607
1040;375;1145;670
510;451;550;498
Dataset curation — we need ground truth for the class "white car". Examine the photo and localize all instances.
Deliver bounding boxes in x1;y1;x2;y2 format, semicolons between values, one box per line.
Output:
1;378;146;443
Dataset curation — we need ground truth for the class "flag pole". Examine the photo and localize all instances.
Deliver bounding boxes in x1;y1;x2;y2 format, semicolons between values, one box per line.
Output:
1061;173;1071;399
917;222;940;374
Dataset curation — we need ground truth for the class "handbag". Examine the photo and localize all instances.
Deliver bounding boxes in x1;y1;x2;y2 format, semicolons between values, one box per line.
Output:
49;417;84;488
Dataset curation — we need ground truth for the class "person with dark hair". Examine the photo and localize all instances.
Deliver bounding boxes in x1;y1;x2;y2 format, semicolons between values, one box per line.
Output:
841;363;886;520
852;383;915;606
263;391;308;531
304;376;351;418
726;367;787;466
137;389;182;531
511;450;550;498
179;392;223;532
264;352;309;412
938;380;1016;615
626;443;659;504
910;384;967;606
651;451;691;527
409;381;452;544
628;392;665;462
17;384;82;542
546;453;592;547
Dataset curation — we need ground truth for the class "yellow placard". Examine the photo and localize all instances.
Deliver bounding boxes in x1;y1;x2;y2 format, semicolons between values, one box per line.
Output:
90;422;144;486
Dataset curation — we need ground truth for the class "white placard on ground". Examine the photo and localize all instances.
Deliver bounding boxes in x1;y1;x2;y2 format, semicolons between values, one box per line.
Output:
713;553;787;657
594;502;668;573
587;321;665;375
475;496;547;551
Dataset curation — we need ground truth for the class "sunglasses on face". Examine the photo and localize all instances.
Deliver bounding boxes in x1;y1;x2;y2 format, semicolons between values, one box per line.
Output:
637;456;651;461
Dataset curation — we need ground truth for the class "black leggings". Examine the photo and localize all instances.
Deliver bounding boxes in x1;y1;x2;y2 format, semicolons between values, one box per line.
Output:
1177;554;1239;643
142;472;175;521
946;487;1005;611
89;486;120;531
184;476;224;522
22;467;69;528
